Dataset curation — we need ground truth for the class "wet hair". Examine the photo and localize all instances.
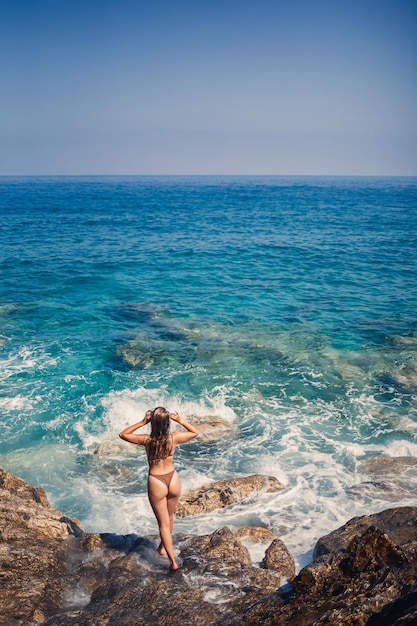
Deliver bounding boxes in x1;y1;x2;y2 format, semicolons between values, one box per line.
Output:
146;407;173;463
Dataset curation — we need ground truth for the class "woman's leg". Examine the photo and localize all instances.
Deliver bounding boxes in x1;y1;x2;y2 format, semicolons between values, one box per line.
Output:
147;475;179;570
167;470;181;534
157;477;180;555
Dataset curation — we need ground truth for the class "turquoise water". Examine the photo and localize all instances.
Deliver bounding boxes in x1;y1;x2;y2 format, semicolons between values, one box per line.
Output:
1;175;417;568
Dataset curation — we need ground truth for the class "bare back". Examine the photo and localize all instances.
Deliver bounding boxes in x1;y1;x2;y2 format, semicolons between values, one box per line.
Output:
146;433;178;475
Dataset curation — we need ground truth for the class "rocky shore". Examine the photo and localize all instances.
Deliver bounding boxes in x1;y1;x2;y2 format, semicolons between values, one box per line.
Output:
1;467;417;626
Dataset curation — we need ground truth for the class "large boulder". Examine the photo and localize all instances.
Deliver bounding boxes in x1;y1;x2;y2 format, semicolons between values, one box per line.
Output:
176;474;285;517
313;506;417;558
0;468;83;542
227;506;417;626
0;468;84;625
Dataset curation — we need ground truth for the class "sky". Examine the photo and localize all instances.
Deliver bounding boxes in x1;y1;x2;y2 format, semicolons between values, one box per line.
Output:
1;0;417;175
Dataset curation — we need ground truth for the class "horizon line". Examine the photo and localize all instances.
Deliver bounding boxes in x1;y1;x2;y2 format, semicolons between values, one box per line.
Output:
1;173;416;178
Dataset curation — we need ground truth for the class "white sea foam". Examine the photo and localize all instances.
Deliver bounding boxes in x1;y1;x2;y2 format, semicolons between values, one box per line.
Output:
97;386;237;446
61;380;417;574
0;395;33;411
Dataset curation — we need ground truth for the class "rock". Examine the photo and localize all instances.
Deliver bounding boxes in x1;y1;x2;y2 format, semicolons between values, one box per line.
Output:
313;506;417;558
234;526;294;583
0;539;70;625
284;520;416;626
0;467;51;508
2;469;417;626
0;468;84;625
93;441;123;456
346;480;410;502
189;415;232;442
116;338;158;369
176;474;285;517
0;468;83;542
178;527;283;594
260;538;295;580
226;506;417;626
181;526;253;572
235;526;277;542
391;367;417;391
113;301;164;322
358;455;417;476
116;332;194;369
392;334;417;347
340;525;408;575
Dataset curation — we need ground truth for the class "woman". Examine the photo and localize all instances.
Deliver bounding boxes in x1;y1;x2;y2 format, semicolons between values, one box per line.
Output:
119;407;199;570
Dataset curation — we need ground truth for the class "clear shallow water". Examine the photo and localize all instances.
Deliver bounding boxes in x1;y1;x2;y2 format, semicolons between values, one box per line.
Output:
1;175;417;569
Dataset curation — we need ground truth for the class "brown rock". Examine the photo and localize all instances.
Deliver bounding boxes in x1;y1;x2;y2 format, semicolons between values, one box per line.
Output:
0;469;83;542
0;469;84;625
81;533;106;551
179;526;283;594
0;540;69;624
235;526;277;542
261;538;296;580
221;506;417;626
340;525;408;575
176;474;285;517
0;467;51;508
2;468;417;626
182;526;253;571
314;506;417;558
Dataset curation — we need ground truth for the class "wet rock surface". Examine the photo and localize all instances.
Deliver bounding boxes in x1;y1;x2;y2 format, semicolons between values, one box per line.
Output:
188;415;232;442
358;455;417;476
260;538;296;579
176;474;285;517
1;468;417;626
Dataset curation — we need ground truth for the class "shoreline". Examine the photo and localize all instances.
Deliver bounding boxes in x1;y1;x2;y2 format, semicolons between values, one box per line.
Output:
1;467;417;625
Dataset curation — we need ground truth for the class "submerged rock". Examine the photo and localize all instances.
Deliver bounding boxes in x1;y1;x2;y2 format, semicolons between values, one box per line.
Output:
116;334;194;369
358;455;417;476
346;479;411;502
392;334;417;347
176;474;285;517
189;415;232;442
93;441;124;456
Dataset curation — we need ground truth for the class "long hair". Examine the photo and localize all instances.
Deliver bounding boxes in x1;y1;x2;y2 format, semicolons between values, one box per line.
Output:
146;407;172;463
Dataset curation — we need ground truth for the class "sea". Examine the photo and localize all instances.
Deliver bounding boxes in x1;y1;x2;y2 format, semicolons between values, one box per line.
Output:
1;175;417;571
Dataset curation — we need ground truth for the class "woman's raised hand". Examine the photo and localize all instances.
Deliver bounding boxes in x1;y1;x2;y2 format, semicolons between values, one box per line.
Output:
144;410;153;423
170;411;181;423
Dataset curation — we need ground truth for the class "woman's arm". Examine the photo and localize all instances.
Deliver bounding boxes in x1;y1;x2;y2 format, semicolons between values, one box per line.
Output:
119;411;151;445
170;411;199;443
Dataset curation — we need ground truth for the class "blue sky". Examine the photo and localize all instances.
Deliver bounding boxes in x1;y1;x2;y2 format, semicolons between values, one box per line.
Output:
2;0;416;174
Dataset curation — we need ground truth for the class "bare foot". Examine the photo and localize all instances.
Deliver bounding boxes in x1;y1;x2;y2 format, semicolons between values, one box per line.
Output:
157;542;166;556
169;561;179;571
